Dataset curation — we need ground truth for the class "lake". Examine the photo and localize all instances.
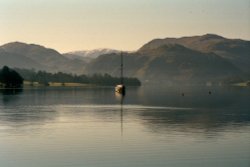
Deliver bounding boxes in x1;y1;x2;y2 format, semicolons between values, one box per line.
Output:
0;86;249;167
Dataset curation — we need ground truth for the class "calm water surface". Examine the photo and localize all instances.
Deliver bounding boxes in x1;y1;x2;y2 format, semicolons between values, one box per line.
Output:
0;86;249;167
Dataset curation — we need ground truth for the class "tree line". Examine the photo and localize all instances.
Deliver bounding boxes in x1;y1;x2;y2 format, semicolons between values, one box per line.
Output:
14;68;141;86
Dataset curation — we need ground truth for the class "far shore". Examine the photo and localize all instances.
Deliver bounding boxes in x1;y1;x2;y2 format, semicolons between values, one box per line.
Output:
22;81;141;88
232;81;250;87
23;81;94;87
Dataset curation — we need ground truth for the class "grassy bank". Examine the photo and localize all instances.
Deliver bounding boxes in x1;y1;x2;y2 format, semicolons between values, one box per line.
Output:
232;81;250;87
23;81;96;87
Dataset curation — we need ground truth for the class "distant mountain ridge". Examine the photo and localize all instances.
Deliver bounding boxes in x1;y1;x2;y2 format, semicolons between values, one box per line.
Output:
66;48;120;58
0;34;249;84
64;49;121;62
140;34;250;72
86;43;241;83
0;42;86;74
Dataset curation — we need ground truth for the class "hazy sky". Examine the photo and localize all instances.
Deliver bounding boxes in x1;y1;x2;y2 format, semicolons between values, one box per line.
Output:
0;0;249;52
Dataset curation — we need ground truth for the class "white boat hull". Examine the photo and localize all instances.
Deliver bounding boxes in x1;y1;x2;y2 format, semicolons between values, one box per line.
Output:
115;84;125;95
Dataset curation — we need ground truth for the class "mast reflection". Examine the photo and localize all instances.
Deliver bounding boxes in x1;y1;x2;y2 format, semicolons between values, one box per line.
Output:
115;92;124;137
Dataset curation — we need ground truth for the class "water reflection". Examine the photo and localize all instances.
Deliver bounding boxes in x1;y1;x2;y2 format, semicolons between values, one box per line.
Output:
134;85;250;109
138;108;250;136
115;92;124;136
0;88;57;127
0;86;249;135
0;88;23;105
0;86;249;167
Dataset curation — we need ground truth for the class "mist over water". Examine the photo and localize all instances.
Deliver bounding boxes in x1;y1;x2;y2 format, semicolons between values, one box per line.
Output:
0;86;249;167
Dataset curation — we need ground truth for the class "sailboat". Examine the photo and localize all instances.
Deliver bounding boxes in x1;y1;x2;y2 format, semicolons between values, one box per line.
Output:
115;52;126;95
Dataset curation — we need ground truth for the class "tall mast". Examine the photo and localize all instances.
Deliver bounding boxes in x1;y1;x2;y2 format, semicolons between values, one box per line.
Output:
121;52;124;85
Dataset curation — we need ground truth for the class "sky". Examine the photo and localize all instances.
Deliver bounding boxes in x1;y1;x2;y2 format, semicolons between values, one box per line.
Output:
0;0;250;53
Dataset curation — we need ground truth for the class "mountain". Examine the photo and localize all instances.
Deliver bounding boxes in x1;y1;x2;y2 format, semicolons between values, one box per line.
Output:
1;34;249;84
64;49;120;62
0;42;86;74
0;47;44;69
86;44;241;83
140;34;250;72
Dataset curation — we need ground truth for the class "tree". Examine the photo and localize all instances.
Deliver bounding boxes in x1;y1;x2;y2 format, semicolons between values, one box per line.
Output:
0;66;24;88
